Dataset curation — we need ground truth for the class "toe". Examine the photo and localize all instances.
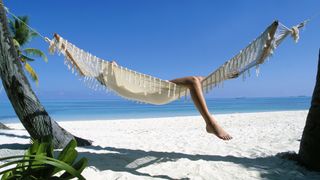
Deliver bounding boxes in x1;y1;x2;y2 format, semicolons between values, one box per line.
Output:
224;135;232;140
222;136;229;140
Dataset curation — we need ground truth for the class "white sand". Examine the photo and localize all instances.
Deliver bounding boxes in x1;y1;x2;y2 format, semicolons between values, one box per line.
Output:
1;110;320;179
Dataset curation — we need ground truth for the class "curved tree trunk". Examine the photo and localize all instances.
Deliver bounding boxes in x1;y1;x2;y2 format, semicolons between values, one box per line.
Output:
298;50;320;171
0;1;91;148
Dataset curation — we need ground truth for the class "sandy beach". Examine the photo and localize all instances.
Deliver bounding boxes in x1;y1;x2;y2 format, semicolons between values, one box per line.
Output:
1;110;320;179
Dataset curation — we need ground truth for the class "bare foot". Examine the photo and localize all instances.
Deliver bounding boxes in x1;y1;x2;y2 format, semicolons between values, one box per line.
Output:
206;124;232;140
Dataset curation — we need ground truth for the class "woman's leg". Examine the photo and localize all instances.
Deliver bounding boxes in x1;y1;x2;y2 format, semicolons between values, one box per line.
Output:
170;76;232;140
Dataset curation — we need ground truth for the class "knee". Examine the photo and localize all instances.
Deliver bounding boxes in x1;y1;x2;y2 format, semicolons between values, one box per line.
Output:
190;76;201;85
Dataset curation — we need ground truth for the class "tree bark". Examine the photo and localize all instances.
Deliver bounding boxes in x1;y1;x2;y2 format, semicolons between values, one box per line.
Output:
0;122;11;130
298;50;320;171
0;1;91;148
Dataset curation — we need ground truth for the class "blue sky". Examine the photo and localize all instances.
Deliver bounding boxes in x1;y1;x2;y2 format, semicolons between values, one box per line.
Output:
1;0;320;100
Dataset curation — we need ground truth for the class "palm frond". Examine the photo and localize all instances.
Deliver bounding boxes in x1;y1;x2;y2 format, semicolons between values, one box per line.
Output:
12;39;20;48
24;62;39;85
23;48;48;62
12;16;32;46
20;54;35;62
30;31;38;38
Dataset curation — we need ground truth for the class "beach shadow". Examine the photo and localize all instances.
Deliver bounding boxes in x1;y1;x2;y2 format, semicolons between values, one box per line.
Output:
0;143;30;150
80;146;320;180
0;132;30;139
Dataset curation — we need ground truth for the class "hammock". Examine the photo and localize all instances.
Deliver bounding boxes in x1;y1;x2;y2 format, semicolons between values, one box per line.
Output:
48;20;306;105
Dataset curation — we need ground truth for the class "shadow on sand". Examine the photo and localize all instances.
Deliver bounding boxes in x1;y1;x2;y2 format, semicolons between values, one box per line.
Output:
79;145;320;180
0;143;30;150
1;142;319;179
0;132;30;139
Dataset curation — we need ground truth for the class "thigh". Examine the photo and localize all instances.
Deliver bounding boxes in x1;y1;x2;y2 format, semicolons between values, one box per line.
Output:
170;76;194;85
169;76;205;86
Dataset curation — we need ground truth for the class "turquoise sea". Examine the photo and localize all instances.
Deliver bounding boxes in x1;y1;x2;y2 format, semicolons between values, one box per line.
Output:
0;97;311;123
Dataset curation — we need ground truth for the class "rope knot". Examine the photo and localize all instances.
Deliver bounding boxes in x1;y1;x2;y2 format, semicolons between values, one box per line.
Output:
291;26;300;43
290;20;309;43
47;37;56;54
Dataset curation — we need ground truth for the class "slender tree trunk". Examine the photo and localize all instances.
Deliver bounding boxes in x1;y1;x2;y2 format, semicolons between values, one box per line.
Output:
0;122;11;130
298;50;320;171
0;1;91;148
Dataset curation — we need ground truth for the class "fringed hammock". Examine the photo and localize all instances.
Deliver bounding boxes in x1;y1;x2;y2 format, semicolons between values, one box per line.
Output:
48;20;306;105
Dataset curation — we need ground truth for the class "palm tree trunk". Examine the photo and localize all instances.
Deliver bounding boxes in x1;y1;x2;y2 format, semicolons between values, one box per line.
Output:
0;1;91;148
298;50;320;171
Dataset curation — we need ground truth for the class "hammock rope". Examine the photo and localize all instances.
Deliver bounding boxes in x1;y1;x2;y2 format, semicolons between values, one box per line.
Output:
48;20;306;105
2;5;50;43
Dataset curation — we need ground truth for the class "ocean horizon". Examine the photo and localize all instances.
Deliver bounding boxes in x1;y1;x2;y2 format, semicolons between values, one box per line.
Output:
0;96;311;123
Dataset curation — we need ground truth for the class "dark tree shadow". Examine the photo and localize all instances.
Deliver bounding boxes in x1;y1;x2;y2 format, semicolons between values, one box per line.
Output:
79;146;320;180
0;132;30;139
0;143;30;150
1;143;319;179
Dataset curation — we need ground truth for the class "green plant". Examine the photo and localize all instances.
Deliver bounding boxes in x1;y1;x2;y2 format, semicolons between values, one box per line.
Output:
0;137;87;179
8;15;48;85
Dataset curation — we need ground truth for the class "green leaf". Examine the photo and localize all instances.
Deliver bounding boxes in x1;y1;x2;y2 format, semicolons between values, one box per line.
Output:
53;139;78;174
22;140;39;169
46;140;54;159
20;54;35;62
12;39;20;48
53;149;77;175
32;142;49;167
23;48;48;62
0;138;87;180
24;62;39;85
60;158;88;179
27;140;39;155
30;31;38;39
12;16;31;46
0;155;86;180
57;139;77;162
1;164;46;179
0;158;38;169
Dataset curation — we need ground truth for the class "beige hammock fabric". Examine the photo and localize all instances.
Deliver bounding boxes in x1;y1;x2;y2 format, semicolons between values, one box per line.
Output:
48;20;306;105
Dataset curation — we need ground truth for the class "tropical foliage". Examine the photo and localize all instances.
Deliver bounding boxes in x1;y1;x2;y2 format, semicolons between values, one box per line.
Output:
8;16;47;85
0;137;87;179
